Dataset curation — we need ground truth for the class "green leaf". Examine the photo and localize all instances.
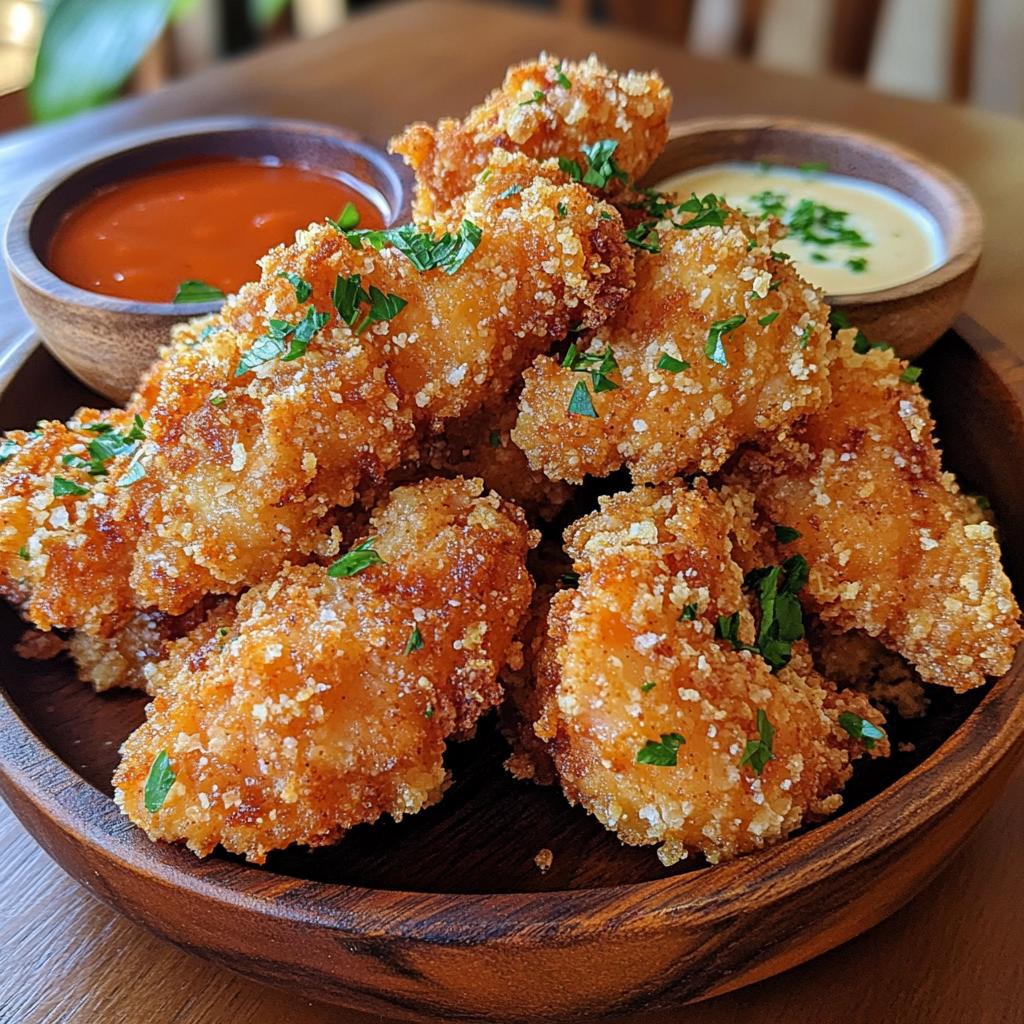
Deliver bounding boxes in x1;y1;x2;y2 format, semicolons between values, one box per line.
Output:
636;732;686;767
758;312;780;327
489;430;502;448
424;704;434;719
838;710;885;750
580;140;629;189
277;272;312;303
557;201;568;217
678;192;728;231
328;536;384;578
126;415;146;442
353;286;408;335
497;185;523;200
173;279;225;304
846;257;868;273
773;525;801;544
18;546;30;560
555;62;572;89
567;380;598;418
53;476;89;497
337;201;360;230
144;750;176;813
0;438;20;464
404;626;424;655
800;161;829;173
332;273;369;327
30;0;176;122
678;602;697;621
900;365;922;384
704;315;746;366
234;332;288;377
518;89;545;106
740;709;776;775
346;220;481;276
625;222;661;253
640;681;656;693
116;445;147;487
281;305;330;361
657;352;689;373
558;156;582;181
247;0;290;29
559;571;579;588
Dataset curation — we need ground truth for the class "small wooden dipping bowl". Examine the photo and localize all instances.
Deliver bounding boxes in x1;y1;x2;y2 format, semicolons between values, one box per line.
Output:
641;116;983;359
3;117;410;404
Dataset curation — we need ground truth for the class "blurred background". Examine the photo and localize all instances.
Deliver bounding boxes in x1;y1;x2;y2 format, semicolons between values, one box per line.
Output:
0;0;1021;135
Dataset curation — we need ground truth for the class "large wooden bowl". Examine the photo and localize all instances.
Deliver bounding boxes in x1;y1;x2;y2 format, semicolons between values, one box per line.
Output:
1;316;1022;1022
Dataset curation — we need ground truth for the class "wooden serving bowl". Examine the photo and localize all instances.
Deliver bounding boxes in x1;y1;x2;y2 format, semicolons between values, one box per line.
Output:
3;117;410;405
1;316;1022;1022
642;117;983;359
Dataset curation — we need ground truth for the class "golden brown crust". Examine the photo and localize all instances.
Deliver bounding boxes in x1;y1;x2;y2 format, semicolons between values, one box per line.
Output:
112;477;535;863
511;213;832;484
530;480;886;865
390;53;671;226
724;332;1023;691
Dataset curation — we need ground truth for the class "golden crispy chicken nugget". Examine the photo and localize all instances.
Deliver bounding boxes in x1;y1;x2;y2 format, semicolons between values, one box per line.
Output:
532;480;887;865
390;53;671;226
512;209;832;484
0;159;628;635
113;477;535;863
725;332;1022;692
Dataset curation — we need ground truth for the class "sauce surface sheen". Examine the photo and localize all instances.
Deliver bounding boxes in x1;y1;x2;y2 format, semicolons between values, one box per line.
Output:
47;157;387;304
656;161;945;295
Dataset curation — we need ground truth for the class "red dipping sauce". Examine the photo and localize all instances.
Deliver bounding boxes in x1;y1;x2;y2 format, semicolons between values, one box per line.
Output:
46;157;386;303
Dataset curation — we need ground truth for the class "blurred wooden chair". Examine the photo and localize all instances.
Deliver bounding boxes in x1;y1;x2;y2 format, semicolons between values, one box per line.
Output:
557;0;977;101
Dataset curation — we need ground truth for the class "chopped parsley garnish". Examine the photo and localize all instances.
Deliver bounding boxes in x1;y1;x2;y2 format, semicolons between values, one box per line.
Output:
800;161;829;173
53;476;89;497
558;140;630;190
209;393;226;407
497;184;523;200
716;611;755;651
327;536;384;578
0;439;20;463
559;571;580;588
18;545;29;560
519;89;545;106
555;61;572;89
234;306;329;376
972;494;992;511
636;732;686;766
747;237;758;251
768;279;781;291
743;554;809;672
900;365;922;384
758;311;780;327
624;222;661;253
172;280;225;304
799;323;814;349
82;423;113;433
838;711;885;750
599;210;613;221
277;272;312;302
329;273;408;337
811;252;828;263
489;430;502;448
787;198;869;249
656;352;689;373
336;201;361;230
346;220;482;276
829;310;891;354
749;190;787;218
282;305;331;362
567;379;598;417
740;708;776;775
773;524;801;544
846;257;868;273
704;315;746;365
679;602;698;621
425;704;434;719
404;626;424;655
557;201;568;217
678;192;728;230
117;444;148;488
772;251;790;261
640;681;656;693
479;167;492;183
144;750;176;813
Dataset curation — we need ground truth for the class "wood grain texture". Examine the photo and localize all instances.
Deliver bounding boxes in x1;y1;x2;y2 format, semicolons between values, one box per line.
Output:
2;3;1024;1021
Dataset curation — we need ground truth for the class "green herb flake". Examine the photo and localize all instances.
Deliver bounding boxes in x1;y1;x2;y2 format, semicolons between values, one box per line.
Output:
81;422;113;433
53;476;89;497
846;257;868;273
972;494;992;511
404;626;424;656
900;365;923;384
18;545;29;560
282;305;331;361
338;201;361;230
172;280;225;304
773;524;802;544
425;704;435;719
558;156;582;182
838;711;885;750
328;536;385;578
567;379;598;418
209;393;226;407
679;602;698;621
555;61;572;89
489;430;502;448
799;323;814;349
599;210;613;220
624;222;661;253
519;89;545;106
811;252;828;263
479;167;492;183
218;626;229;637
557;201;568;217
758;312;780;327
656;352;689;373
800;161;829;173
747;237;758;251
704;315;746;365
640;681;656;693
768;279;782;292
559;571;580;588
742;553;809;672
579;139;630;189
0;438;19;464
346;220;482;276
771;251;791;261
144;750;176;813
116;445;148;488
636;732;686;767
276;271;312;303
496;184;523;200
740;708;776;775
678;192;728;231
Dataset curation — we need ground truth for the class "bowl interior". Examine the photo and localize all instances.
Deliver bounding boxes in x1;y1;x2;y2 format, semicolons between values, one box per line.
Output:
0;325;1018;896
16;119;410;314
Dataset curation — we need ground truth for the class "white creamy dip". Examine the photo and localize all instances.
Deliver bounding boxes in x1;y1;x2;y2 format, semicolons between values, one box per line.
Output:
656;161;945;295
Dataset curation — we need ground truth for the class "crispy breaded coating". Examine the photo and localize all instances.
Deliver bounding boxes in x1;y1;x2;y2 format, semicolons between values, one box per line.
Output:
724;332;1022;691
0;159;628;635
112;478;534;863
390;53;671;226
531;480;887;865
512;211;832;485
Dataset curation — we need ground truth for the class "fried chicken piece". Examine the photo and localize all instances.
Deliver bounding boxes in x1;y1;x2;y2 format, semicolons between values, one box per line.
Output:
390;53;671;227
112;477;535;863
530;479;887;865
724;333;1022;692
512;209;833;485
0;158;629;638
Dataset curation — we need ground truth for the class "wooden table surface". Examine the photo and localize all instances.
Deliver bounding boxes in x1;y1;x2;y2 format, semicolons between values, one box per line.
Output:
2;3;1023;1022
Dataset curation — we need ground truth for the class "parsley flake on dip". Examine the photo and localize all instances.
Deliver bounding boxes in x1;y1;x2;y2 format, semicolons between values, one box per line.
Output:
656;161;945;295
